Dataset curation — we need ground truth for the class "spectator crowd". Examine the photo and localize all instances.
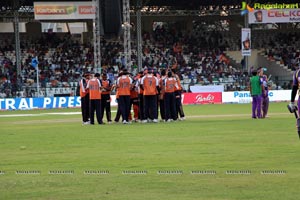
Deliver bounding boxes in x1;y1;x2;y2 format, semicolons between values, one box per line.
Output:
0;26;298;98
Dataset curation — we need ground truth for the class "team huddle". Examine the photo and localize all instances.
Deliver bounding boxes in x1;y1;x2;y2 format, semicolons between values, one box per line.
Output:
79;68;185;125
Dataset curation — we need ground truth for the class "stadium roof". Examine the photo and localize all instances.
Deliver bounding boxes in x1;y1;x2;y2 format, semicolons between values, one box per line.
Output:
1;0;300;9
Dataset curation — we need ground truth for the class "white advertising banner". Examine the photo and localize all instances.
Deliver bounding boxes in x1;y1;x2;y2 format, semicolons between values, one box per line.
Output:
241;28;251;56
222;90;293;104
190;85;224;93
34;1;95;20
249;9;300;24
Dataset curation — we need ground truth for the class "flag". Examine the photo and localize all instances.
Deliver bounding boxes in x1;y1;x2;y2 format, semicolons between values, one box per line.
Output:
31;57;39;69
219;54;230;65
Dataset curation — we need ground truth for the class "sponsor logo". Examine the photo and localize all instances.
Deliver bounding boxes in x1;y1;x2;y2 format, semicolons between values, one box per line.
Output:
195;94;215;103
35;6;77;15
79;6;95;15
233;91;273;98
268;10;300;18
241;1;299;16
254;3;299;10
234;92;251;98
241;2;254;16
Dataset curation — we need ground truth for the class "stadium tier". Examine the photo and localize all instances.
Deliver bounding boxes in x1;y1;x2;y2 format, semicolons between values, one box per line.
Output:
0;0;298;97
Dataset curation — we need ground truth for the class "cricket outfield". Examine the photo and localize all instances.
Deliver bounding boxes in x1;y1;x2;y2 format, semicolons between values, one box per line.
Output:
0;102;299;200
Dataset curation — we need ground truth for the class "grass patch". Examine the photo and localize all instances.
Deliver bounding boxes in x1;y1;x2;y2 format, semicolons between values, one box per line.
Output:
0;102;299;200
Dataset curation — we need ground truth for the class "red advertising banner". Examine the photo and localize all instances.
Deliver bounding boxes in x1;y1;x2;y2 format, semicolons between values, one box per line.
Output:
182;92;222;105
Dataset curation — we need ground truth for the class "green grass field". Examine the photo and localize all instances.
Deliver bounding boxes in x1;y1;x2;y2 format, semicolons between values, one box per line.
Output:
0;102;299;200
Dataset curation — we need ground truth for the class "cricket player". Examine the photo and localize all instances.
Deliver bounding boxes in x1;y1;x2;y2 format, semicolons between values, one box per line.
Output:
79;72;90;124
136;71;145;122
159;69;167;121
290;68;300;115
86;73;104;125
163;71;179;122
250;69;264;119
258;67;269;118
116;69;133;124
100;73;112;123
172;69;185;120
141;68;159;123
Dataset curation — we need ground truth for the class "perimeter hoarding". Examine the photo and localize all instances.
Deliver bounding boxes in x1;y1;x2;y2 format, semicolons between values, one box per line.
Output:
0;97;81;110
182;93;222;104
0;91;292;110
0;93;223;110
222;90;292;104
249;9;300;24
34;1;95;20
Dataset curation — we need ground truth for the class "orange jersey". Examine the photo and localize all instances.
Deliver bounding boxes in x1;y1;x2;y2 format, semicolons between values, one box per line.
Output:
117;75;132;96
101;79;111;95
141;75;159;96
87;78;102;99
164;78;179;93
79;78;89;97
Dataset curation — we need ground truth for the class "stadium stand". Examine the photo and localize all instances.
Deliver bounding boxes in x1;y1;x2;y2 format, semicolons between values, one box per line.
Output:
0;0;299;97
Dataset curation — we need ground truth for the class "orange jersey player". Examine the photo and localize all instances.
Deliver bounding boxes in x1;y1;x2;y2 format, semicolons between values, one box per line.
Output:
86;73;104;125
136;71;145;121
116;69;133;124
159;69;167;121
140;68;159;123
172;69;185;120
164;71;179;121
129;75;139;122
100;73;113;123
79;72;90;124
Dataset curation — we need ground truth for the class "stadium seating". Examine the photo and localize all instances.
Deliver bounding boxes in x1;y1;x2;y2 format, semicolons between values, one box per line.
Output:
1;27;297;97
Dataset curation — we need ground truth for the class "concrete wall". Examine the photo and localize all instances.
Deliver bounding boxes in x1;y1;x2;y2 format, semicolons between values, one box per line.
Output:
226;50;293;84
257;54;293;83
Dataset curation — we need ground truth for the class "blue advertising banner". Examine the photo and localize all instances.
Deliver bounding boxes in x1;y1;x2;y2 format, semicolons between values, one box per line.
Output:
0;97;81;110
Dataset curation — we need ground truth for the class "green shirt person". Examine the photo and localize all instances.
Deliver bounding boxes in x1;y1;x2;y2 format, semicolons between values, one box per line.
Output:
250;70;263;118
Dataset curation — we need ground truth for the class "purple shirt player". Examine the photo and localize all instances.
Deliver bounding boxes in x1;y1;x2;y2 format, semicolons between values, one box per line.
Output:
260;74;269;118
290;69;300;115
258;67;269;118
